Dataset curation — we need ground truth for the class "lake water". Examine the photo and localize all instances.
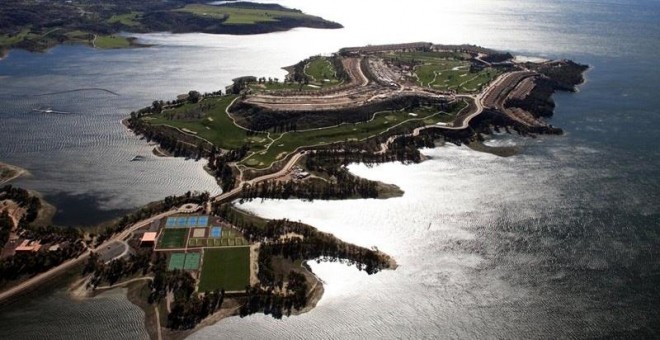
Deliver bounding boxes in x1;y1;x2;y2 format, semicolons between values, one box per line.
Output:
0;0;659;338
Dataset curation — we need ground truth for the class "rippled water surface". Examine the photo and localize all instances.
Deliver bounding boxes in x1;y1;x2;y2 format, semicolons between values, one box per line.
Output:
0;0;659;338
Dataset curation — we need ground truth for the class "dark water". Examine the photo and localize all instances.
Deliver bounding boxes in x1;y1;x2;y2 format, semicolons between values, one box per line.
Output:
0;0;659;338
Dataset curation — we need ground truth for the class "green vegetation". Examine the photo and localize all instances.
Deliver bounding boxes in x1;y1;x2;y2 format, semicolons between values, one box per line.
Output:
187;227;247;247
148;95;269;150
242;106;451;168
177;4;310;25
305;57;337;82
157;229;188;249
0;1;340;53
0;28;30;46
94;35;132;49
143;93;465;169
107;12;142;27
381;51;500;92
198;247;250;292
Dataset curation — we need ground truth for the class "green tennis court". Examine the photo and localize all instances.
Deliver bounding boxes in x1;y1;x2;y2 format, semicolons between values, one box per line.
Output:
168;253;186;270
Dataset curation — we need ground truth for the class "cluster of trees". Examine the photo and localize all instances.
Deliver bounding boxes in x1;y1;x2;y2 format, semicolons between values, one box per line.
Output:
0;239;85;284
0;185;41;224
94;191;210;246
525;60;588;91
129;90;221;120
214;206;393;275
149;254;226;330
84;249;226;330
240;174;379;201
0;211;13;247
238;270;308;319
83;248;152;287
255;77;280;84
207;146;249;191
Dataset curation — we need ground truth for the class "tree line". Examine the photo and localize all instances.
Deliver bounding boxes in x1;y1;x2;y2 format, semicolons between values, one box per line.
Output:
94;191;210;246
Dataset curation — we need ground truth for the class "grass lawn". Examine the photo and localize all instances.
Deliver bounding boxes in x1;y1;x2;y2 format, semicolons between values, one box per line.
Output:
144;93;466;169
378;51;499;93
0;28;31;47
198;247;250;292
107;12;142;27
147;95;269;150
305;57;336;82
95;35;131;49
414;61;500;92
157;229;188;249
177;4;310;25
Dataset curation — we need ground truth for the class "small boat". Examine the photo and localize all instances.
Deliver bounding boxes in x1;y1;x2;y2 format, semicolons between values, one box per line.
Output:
130;155;146;161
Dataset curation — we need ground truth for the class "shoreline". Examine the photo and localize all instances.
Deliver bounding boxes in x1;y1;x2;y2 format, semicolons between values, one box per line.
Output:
0;162;29;185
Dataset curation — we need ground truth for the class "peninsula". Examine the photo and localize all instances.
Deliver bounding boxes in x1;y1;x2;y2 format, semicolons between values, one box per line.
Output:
0;0;341;55
0;42;587;339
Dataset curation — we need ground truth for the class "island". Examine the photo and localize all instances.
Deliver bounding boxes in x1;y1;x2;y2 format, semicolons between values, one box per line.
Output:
0;42;587;339
0;0;342;55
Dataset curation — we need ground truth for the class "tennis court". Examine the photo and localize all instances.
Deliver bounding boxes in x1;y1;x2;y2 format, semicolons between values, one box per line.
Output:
197;216;209;226
165;215;211;228
192;228;206;238
210;226;222;238
168;253;186;270
184;253;201;270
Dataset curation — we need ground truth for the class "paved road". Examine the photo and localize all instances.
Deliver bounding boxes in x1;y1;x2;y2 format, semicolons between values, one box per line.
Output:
0;210;177;303
213;151;305;203
98;240;129;263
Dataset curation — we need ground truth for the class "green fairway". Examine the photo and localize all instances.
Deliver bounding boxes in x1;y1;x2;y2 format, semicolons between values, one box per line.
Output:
379;51;499;93
147;95;269;150
198;247;250;292
305;57;337;82
157;229;188;249
145;94;464;169
242;107;444;168
177;4;310;25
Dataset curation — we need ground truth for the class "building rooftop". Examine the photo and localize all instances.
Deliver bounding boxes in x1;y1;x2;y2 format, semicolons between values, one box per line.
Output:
15;239;41;252
141;232;158;243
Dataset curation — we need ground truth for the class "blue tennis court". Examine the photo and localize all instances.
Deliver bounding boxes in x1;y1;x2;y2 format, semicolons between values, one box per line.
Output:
210;226;222;238
197;216;209;226
165;216;211;228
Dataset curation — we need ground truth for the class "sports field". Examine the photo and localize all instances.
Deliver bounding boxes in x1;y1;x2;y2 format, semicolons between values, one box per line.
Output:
198;247;250;292
157;229;188;249
167;252;201;270
165;215;209;228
